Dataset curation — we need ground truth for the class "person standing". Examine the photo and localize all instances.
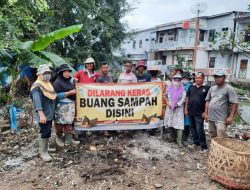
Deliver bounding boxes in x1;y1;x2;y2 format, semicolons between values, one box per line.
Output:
96;62;113;83
53;64;80;147
135;60;151;82
74;57;99;83
117;60;137;83
185;72;210;150
148;65;161;82
205;69;238;138
181;72;193;146
96;62;113;136
164;74;186;147
165;69;176;87
30;65;57;161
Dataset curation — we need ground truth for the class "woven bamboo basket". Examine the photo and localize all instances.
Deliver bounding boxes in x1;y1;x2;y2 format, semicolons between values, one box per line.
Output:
207;137;250;190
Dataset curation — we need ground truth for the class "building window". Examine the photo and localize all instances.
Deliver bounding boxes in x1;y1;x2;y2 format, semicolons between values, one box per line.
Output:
133;41;136;49
209;57;216;68
151;38;155;42
187;60;193;66
199;30;205;42
159;33;164;43
168;37;174;41
139;40;142;48
239;60;248;79
208;30;215;42
222;28;228;32
167;30;174;35
244;31;250;42
145;38;149;41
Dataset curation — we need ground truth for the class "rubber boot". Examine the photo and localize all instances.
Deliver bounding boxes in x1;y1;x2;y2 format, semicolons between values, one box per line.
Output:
176;129;184;148
39;136;52;161
65;134;80;146
38;133;56;152
168;127;176;142
56;134;64;147
48;146;56;152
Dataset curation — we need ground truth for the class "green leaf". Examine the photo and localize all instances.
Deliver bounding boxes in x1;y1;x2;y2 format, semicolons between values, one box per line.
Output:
31;24;83;51
19;24;83;51
20;50;49;67
0;49;13;62
40;51;76;75
18;41;33;50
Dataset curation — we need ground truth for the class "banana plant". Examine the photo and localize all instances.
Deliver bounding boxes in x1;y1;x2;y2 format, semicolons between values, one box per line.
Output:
0;24;83;103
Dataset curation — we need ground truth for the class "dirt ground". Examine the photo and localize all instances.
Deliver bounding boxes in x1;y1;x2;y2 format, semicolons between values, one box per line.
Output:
0;127;227;190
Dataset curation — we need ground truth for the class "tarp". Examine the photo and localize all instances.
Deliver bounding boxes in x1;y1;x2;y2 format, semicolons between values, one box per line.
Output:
8;105;18;131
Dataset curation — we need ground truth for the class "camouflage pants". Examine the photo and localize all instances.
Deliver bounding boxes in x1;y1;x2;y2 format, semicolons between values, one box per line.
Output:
55;102;75;125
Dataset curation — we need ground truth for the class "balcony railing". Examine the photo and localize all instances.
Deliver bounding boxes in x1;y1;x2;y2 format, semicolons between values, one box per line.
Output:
150;40;216;51
150;41;195;51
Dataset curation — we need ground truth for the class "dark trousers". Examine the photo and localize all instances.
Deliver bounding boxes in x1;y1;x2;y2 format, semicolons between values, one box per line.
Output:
39;120;52;138
189;115;207;149
183;125;190;142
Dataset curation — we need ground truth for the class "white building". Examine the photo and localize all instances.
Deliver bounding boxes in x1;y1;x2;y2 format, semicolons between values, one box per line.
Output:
119;28;156;61
119;11;250;79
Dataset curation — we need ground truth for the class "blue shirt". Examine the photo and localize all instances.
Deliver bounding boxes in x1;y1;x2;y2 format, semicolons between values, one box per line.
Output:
136;74;151;82
184;82;192;126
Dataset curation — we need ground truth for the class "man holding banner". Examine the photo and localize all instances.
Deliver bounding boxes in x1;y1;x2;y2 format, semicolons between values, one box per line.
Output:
135;60;151;82
96;62;113;83
118;60;137;83
74;57;99;83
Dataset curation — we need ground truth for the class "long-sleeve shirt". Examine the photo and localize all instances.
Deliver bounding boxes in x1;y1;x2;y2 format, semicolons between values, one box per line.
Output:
31;87;64;122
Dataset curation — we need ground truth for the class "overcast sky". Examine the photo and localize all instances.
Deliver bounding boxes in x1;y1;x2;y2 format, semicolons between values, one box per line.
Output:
123;0;250;30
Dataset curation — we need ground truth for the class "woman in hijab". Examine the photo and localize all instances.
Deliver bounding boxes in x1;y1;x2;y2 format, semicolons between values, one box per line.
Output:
53;64;80;147
164;74;186;147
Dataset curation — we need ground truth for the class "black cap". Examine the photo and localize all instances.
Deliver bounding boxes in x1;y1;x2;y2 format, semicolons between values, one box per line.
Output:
56;64;72;74
181;72;191;79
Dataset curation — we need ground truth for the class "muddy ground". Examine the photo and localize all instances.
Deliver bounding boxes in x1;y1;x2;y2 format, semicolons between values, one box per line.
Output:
0;126;229;190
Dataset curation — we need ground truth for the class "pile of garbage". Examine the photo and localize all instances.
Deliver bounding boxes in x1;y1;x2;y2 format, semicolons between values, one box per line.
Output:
0;97;34;132
227;124;250;141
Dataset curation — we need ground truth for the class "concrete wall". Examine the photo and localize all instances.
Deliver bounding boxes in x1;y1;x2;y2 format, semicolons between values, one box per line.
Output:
208;51;233;68
201;13;236;50
162;51;173;66
196;50;208;68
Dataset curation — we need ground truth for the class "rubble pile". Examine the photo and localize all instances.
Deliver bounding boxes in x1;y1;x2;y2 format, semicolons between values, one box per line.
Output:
0;127;227;190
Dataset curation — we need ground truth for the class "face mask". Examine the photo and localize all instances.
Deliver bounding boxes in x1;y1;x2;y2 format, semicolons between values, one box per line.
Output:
43;74;51;82
182;80;189;85
172;81;180;87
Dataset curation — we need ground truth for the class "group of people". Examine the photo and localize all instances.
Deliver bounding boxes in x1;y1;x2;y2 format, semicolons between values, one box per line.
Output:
31;57;238;161
164;68;238;149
